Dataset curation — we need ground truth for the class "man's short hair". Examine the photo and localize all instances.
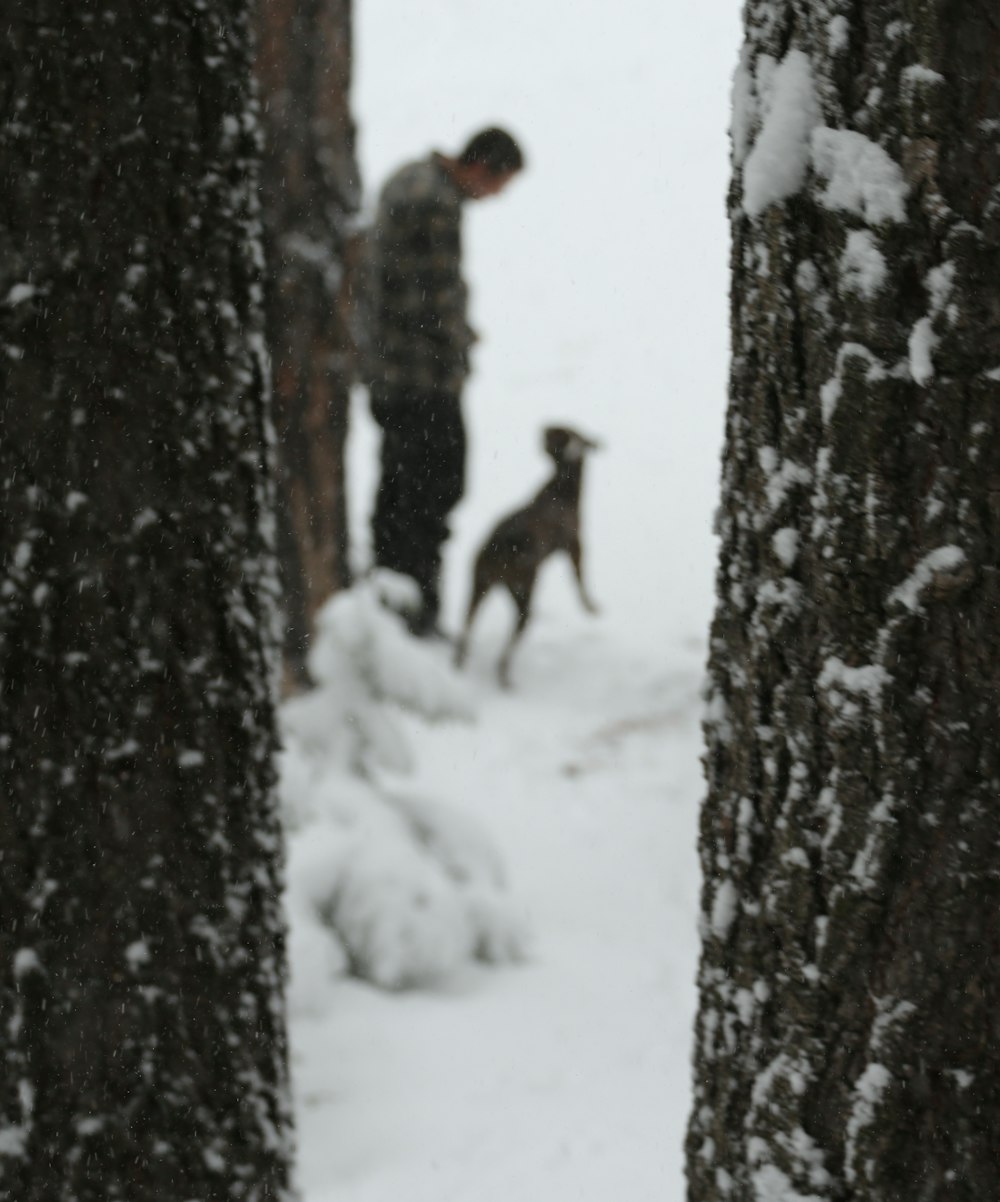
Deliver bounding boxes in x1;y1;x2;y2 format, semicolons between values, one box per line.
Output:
458;127;525;175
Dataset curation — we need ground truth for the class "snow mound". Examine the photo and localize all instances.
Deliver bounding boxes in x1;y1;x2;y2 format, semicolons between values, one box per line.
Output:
330;802;527;989
283;571;474;786
279;577;527;998
284;783;528;995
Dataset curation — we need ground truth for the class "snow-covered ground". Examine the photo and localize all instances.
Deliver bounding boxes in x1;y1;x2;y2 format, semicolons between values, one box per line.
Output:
285;608;705;1201
282;2;741;1198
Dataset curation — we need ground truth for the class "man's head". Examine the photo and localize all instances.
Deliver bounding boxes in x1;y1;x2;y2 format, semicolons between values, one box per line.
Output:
450;127;525;199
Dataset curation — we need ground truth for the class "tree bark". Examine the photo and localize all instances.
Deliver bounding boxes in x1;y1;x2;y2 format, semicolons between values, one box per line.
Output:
256;0;360;682
688;3;1000;1200
0;6;293;1199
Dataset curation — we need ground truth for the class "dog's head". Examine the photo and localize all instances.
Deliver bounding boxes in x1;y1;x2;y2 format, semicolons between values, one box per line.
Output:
543;426;601;462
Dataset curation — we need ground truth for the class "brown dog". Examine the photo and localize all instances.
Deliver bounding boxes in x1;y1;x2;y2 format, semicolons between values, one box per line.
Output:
454;426;600;686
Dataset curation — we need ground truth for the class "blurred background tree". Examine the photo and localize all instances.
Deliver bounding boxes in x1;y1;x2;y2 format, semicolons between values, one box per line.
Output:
256;0;361;685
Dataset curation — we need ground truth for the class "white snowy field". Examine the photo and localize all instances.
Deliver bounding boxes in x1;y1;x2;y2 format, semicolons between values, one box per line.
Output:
282;2;742;1199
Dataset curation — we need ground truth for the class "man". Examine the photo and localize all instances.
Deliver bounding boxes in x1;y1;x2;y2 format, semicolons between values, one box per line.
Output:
368;126;524;637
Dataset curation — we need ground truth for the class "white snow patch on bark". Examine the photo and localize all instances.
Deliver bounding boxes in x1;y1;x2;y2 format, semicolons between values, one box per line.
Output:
908;317;937;385
816;785;842;855
810;128;908;224
772;527;799;567
742;50;821;217
0;1126;28;1157
819;658;890;696
850;796;898;887
909;261;957;384
104;739;140;762
751;1163;823;1202
795;259;819;292
889;544;966;611
828;16;850;53
819;659;890;729
700;1006;720;1058
755;577;802;614
125;940;151;971
926;261;956;315
787;1126;832;1188
133;507;159;531
745;1061;829;1199
750;1053;810;1109
758;446;812;509
5;283;37;306
13;948;41;979
710;879;739;939
840;230;887;298
736;795;755;861
704;689;733;745
781;846;810;870
204;1147;228;1172
820;341;887;423
902;64;944;86
871;997;917;1051
735;987;756;1026
845;1063;893;1183
819;376;842;423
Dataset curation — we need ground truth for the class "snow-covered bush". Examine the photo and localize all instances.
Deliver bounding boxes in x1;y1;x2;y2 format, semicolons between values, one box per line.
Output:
282;571;474;788
279;574;527;998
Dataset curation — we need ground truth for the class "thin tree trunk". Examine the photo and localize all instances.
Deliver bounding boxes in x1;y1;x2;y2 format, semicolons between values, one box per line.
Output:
688;3;1000;1199
256;0;360;683
0;6;293;1198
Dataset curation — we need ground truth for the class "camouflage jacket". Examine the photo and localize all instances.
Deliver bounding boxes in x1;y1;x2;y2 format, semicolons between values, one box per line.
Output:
369;153;475;392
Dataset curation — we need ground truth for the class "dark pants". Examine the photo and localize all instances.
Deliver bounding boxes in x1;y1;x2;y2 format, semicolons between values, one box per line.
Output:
370;383;466;631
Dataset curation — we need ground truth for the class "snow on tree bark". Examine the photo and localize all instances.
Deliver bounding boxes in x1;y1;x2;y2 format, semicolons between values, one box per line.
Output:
256;0;360;681
689;3;1000;1200
0;6;293;1200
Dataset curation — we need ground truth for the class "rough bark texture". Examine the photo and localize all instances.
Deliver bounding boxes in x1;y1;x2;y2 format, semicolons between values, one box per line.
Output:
0;6;293;1199
688;3;1000;1200
256;0;360;680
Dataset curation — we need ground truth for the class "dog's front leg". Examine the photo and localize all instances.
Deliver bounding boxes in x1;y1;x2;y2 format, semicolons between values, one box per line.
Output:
568;542;599;614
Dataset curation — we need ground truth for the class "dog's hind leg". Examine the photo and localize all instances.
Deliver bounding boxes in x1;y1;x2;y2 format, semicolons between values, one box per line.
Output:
497;585;534;689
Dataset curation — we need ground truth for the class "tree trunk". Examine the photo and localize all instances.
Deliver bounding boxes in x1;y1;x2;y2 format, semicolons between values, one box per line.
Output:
0;6;293;1199
688;4;1000;1200
256;0;360;682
